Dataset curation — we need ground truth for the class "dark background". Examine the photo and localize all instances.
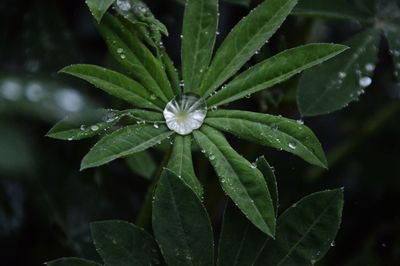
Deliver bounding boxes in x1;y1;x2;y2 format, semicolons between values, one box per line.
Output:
0;0;399;265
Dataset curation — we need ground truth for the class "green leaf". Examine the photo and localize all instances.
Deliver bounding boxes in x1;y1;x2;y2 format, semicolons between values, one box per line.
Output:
256;156;278;215
384;25;400;80
91;220;162;266
60;64;163;111
199;0;298;97
218;201;267;266
46;109;120;141
152;169;214;266
224;0;251;6
161;50;181;95
205;110;327;168
81;124;173;170
182;0;218;92
120;109;165;122
297;29;381;117
86;0;116;23
293;0;373;20
207;44;348;107
98;15;173;102
254;188;344;266
125;150;156;180
193;125;275;236
47;257;101;266
114;0;168;42
167;135;203;198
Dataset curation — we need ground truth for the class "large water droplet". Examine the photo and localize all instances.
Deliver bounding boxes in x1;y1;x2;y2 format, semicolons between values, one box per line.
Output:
163;93;207;135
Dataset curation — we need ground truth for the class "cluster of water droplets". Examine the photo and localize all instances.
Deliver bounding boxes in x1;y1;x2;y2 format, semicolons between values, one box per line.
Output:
163;93;207;135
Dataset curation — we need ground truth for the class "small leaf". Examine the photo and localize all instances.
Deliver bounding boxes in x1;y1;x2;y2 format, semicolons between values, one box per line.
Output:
125;150;156;180
182;0;218;92
199;0;298;97
46;109;120;141
193;125;275;236
91;220;162;266
293;0;372;20
384;26;400;80
98;15;173;102
167;135;203;198
152;169;214;266
254;188;344;266
47;257;101;266
205;110;327;168
297;29;381;116
218;201;267;266
86;0;116;23
256;156;278;215
207;44;348;107
60;64;163;111
81;124;173;170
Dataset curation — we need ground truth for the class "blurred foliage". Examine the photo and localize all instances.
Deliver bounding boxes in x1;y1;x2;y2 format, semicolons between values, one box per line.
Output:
0;0;400;265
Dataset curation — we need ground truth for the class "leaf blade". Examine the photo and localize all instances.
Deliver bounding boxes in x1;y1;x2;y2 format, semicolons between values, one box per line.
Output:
86;0;116;23
167;135;203;198
47;257;101;266
205;110;327;168
297;29;381;116
60;64;163;110
81;124;173;170
254;189;344;266
91;220;161;266
182;0;218;92
207;44;348;107
152;169;214;266
193;125;275;236
199;0;298;97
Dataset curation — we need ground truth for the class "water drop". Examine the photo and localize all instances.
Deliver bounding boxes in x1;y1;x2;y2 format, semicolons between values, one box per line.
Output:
153;123;159;129
120;54;126;59
80;125;86;131
288;142;297;150
163;93;207;135
359;77;372;87
150;94;157;100
209;154;215;161
296;119;304;125
116;0;131;11
365;63;375;72
117;48;124;54
338;72;346;79
91;125;100;131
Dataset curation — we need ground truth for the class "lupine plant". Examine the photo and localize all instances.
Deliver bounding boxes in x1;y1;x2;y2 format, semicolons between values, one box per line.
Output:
47;0;347;265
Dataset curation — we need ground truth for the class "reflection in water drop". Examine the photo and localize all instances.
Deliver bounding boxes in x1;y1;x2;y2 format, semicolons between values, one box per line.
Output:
163;93;207;135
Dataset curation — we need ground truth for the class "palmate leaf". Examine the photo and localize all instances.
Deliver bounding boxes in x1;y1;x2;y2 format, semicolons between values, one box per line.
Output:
167;135;203;198
254;189;344;266
161;50;181;95
81;124;174;170
199;0;298;97
205;110;327;168
218;157;278;266
182;0;218;92
91;220;162;266
46;109;163;141
297;29;381;117
60;64;163;111
86;0;116;23
47;257;101;266
207;43;348;107
193;125;276;236
97;14;174;102
152;170;214;266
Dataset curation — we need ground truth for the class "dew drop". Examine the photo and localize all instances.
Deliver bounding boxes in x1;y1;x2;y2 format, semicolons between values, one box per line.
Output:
117;48;124;54
163;93;207;135
120;54;126;59
90;125;100;131
153;123;159;129
150;94;157;100
116;0;131;11
209;154;215;161
80;125;86;131
338;72;346;79
288;142;297;150
359;76;372;87
365;63;375;72
296;119;304;125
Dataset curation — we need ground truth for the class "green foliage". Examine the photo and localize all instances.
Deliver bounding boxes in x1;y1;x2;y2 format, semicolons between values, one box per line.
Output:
85;0;116;22
152;170;214;266
255;189;344;265
47;0;349;264
298;30;381;116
